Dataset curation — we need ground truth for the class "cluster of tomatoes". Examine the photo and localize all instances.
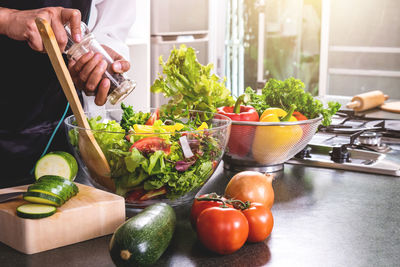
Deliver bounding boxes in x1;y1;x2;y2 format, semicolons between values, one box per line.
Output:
190;171;275;255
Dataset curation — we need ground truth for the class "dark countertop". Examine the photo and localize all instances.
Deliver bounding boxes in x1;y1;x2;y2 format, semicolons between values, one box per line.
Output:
1;162;400;267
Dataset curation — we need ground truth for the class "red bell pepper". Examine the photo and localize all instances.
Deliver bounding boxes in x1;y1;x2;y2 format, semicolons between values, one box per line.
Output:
217;94;259;157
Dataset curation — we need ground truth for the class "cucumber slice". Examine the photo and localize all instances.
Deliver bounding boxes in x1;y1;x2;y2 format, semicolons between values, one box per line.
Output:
34;151;78;181
37;175;79;195
34;178;76;196
27;184;68;203
23;191;63;207
16;204;57;219
31;179;76;200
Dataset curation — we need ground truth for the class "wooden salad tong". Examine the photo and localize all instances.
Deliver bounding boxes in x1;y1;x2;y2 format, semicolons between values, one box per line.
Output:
35;17;115;191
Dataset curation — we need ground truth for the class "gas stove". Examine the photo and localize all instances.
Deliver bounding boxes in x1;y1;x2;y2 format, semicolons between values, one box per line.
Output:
287;110;400;176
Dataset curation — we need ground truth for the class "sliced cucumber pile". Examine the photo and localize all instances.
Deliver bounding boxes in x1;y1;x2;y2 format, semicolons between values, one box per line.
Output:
17;175;79;219
37;175;79;195
16;204;57;219
24;175;78;206
34;151;78;181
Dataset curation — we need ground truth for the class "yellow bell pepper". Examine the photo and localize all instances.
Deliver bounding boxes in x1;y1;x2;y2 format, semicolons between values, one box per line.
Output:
260;107;297;122
252;105;303;164
133;122;185;134
196;122;209;131
133;124;154;134
164;123;185;132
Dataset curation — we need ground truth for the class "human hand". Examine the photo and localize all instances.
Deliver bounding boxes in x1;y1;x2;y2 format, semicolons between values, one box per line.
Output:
68;45;131;106
0;7;81;52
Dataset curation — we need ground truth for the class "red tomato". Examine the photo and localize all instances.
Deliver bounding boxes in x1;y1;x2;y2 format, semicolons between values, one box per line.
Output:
129;137;170;155
190;194;231;229
241;203;274;243
292;111;308;121
145;109;160;125
196;207;249;255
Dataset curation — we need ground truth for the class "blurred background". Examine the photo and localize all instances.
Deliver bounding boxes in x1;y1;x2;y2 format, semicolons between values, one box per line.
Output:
122;0;400;109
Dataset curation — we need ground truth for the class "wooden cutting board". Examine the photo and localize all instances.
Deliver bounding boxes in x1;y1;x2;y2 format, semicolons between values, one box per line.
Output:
0;183;125;254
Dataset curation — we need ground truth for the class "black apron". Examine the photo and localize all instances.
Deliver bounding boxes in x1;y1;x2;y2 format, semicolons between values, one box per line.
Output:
0;0;92;188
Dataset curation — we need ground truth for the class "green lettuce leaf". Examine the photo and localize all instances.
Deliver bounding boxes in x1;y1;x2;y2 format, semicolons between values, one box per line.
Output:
151;45;234;116
166;161;213;199
120;103;151;131
124;148;147;173
144;150;166;175
115;169;148;196
87;116;127;160
244;86;270;116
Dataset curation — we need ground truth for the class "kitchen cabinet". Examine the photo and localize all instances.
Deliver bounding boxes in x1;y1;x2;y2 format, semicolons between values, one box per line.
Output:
2;163;400;266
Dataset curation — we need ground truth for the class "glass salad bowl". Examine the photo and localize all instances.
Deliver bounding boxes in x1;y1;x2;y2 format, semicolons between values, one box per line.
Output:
222;116;322;172
64;107;231;208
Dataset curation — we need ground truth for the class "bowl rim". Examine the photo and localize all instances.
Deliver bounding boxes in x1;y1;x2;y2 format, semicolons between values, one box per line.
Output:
231;114;323;126
64;108;232;134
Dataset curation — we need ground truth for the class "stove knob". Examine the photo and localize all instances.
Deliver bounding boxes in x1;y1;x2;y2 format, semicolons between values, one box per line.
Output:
295;146;311;159
329;145;351;163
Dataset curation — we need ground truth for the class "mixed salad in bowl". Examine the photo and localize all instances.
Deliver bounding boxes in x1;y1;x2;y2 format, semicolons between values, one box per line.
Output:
65;104;231;206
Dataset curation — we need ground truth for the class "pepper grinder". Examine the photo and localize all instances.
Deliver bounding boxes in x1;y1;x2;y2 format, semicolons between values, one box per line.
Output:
64;22;136;105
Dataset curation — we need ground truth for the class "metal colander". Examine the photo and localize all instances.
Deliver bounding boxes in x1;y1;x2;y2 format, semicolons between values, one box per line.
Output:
223;115;322;171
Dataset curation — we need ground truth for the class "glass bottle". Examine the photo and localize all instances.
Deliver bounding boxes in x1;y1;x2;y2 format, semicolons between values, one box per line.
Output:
64;22;136;105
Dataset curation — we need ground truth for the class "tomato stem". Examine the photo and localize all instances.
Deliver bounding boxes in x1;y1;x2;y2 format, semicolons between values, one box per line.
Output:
196;193;252;210
196;193;230;208
225;199;251;210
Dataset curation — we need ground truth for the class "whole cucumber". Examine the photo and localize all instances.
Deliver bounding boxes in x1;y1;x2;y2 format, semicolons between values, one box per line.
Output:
109;203;176;266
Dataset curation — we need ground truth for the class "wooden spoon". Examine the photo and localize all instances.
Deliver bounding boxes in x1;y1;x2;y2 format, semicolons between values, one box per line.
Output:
35;17;115;192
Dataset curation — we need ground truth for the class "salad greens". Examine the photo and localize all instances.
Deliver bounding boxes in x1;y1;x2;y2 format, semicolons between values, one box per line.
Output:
120;103;150;130
69;105;223;200
151;44;235;117
244;77;341;126
150;45;339;125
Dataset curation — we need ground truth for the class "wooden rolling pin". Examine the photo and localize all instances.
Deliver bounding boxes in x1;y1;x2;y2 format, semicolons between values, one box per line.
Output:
346;90;389;111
